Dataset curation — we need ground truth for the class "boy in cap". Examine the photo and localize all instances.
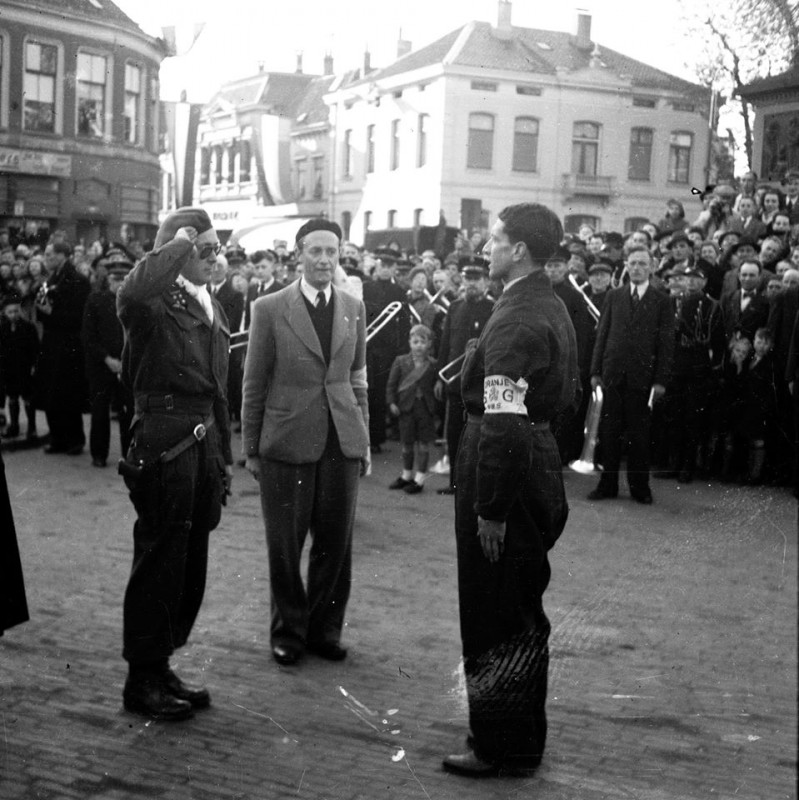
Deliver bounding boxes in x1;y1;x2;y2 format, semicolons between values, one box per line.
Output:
117;207;233;721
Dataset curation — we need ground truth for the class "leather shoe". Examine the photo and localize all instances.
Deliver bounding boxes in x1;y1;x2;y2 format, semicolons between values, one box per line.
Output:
631;491;653;504
66;444;84;456
308;641;348;661
403;481;423;494
442;752;498;777
388;476;412;490
272;643;303;666
123;677;194;721
587;487;617;500
92;458;107;468
162;668;211;709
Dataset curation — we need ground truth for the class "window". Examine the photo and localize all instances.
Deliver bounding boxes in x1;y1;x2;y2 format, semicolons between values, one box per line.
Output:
628;127;653;181
390;119;400;170
413;208;423;228
295;159;307;199
387;209;397;228
227;145;236;183
512;117;539;172
672;101;695;112
366;124;375;173
312;157;324;199
239;140;251;182
571;121;600;176
632;96;656;108
564;214;600;234
516;85;542;96
341;211;352;239
213;145;223;184
471;81;497;92
24;41;57;133
668;131;692;183
624;217;649;233
467;113;494;169
77;52;108;138
364;211;372;231
200;148;211;185
0;35;6;128
417;114;428;168
343;129;353;178
124;63;142;144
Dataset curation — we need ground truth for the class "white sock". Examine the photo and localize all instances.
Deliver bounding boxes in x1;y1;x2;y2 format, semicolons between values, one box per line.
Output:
414;471;426;485
402;469;413;481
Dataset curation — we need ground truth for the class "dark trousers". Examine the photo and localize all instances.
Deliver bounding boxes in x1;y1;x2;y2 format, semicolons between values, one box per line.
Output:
454;419;566;768
258;426;360;648
89;380;133;462
666;375;710;473
367;347;395;446
597;383;652;494
1;449;29;634
122;438;222;665
45;399;85;451
445;393;466;489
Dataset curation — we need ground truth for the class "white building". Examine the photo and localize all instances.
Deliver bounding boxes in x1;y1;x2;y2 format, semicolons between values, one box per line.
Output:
324;3;712;244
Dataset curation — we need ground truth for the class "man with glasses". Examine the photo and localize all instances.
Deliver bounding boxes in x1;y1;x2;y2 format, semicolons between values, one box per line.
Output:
117;207;233;721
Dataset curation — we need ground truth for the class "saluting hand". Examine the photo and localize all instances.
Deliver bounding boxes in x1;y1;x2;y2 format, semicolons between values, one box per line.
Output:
477;517;506;563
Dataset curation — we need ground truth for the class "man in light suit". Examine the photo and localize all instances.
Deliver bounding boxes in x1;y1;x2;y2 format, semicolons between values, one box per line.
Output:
241;219;369;666
588;245;674;504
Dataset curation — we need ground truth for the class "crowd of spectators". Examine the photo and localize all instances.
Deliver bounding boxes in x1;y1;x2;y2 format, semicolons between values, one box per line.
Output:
1;169;798;496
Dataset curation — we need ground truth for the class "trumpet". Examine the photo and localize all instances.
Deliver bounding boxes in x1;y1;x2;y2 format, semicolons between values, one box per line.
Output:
569;385;603;474
425;286;451;311
568;274;601;323
611;264;628;289
437;353;465;385
366;301;402;343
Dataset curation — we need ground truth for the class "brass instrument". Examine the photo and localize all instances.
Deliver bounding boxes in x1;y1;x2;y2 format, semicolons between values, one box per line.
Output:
408;304;423;324
35;280;51;306
437;353;465;385
569;385;603;474
229;330;249;352
425;286;451;311
611;264;628;290
568;274;601;323
365;301;402;343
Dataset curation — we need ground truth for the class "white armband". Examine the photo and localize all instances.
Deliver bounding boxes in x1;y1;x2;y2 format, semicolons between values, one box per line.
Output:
483;375;528;415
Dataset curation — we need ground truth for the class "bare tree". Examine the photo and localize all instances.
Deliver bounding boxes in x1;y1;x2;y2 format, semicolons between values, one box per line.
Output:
680;0;799;169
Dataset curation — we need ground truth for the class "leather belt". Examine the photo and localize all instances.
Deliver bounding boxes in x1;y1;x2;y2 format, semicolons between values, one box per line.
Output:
466;413;549;430
159;413;216;463
135;393;214;416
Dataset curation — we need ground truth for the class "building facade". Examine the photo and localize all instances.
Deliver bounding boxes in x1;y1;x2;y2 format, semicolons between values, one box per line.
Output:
324;4;713;243
0;0;165;249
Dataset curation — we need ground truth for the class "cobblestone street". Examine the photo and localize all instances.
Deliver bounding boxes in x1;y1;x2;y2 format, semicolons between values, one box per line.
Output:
1;432;796;800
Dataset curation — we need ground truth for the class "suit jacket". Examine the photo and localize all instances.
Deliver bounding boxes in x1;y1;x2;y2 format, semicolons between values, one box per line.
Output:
213;279;245;334
784;197;799;226
245;278;283;330
241;281;369;463
728;215;767;241
82;289;125;390
767;285;799;372
590;284;674;391
385;353;437;415
721;290;770;342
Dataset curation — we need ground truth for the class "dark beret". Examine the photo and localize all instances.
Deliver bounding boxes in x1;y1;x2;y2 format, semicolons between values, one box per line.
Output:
603;232;624;248
668;232;690;247
295;218;342;246
154;207;213;248
546;245;571;263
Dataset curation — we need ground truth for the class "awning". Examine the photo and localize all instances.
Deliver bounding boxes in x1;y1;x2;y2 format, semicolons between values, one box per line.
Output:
231;216;317;253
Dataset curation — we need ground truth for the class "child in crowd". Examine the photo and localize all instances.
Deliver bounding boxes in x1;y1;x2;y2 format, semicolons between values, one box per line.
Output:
0;294;39;439
386;324;438;494
744;328;778;484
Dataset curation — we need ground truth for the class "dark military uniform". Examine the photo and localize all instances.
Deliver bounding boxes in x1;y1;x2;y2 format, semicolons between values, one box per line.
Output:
455;270;579;769
117;237;232;669
434;294;494;489
82;287;134;464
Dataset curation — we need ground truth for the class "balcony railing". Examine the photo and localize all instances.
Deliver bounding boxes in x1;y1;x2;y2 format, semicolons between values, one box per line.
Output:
562;173;615;198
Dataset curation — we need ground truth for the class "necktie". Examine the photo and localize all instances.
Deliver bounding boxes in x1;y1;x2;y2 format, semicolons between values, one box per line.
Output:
631;288;640;309
315;291;327;310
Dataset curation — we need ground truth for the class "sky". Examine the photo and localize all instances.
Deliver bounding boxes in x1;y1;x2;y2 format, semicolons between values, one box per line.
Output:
112;0;700;103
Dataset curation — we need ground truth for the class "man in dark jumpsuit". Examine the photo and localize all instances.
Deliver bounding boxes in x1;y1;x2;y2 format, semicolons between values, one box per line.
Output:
117;207;233;721
443;203;579;777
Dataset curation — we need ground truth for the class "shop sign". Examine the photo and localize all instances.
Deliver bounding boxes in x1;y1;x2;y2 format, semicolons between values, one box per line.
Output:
0;148;73;178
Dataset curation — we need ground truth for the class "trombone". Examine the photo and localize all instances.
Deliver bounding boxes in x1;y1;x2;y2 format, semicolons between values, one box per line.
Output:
366;301;403;343
437;353;465;385
567;274;601;324
229;330;249;352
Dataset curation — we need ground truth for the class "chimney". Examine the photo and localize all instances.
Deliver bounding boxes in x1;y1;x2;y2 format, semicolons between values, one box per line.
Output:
575;10;592;50
495;0;512;39
363;49;371;74
323;53;334;75
295;51;303;74
397;28;412;59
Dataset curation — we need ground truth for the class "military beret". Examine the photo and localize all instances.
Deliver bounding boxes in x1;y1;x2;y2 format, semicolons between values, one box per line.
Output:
294;218;342;246
154;207;213;248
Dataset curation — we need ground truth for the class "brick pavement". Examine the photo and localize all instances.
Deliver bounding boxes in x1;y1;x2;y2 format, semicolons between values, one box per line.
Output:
0;430;796;800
